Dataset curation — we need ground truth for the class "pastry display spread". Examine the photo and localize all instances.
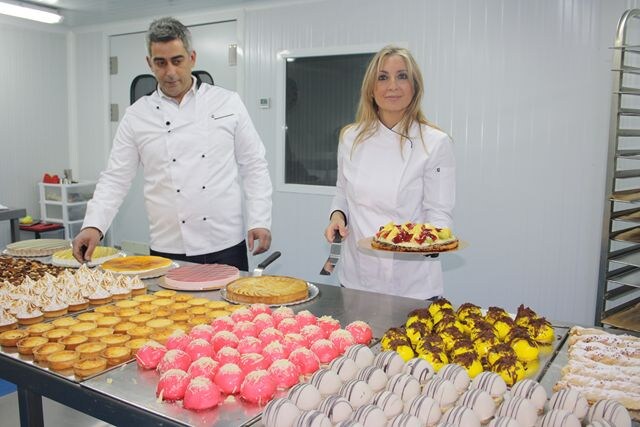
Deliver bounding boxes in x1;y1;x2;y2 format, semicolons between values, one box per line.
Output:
163;264;239;291
372;222;459;252
379;300;554;386
225;276;309;304
4;239;70;257
553;326;640;420
100;256;174;277
51;246;121;268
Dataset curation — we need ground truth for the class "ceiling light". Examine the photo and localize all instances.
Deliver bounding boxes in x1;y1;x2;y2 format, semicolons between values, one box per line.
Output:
0;1;63;24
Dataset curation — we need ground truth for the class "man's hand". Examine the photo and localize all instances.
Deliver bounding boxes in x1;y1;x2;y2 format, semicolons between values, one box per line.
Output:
325;211;348;243
72;227;102;263
247;228;271;255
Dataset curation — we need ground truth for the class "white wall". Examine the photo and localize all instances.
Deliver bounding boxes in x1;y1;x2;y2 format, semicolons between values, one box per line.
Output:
0;17;69;248
3;0;638;325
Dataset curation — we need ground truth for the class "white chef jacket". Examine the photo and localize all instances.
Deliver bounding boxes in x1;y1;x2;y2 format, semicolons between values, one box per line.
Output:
83;78;272;255
329;120;455;299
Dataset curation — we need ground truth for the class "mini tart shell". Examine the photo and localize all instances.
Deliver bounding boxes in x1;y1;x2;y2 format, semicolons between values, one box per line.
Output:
136;303;158;314
59;335;89;350
96;316;121;328
77;312;104;322
69;321;97;334
113;321;137;334
99;333;131;347
52;317;80;328
0;321;18;333
42;328;72;342
17;314;44;325
186;306;210;316
115;308;140;318
89;295;113;305
187;316;209;326
76;342;107;359
207;310;230;319
168;302;190;312
0;329;29;346
125;338;149;353
132;294;157;302
33;342;66;362
131;286;147;296
225;304;248;312
186;297;209;307
207;301;230;310
47;350;79;371
154;308;172;318
146;318;174;329
115;300;140;309
17;336;49;355
73;357;107;378
85;328;114;341
111;291;132;301
154;290;177;298
101;346;132;365
150;298;172;308
94;305;118;315
27;322;55;336
149;329;173;345
173;294;193;302
43;307;69;318
68;301;90;312
129;314;155;325
127;326;153;339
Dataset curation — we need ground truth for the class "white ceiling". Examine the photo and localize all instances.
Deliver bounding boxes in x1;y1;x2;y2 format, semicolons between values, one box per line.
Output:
27;0;260;27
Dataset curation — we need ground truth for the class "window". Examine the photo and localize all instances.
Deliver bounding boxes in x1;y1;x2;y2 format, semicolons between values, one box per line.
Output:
284;52;374;187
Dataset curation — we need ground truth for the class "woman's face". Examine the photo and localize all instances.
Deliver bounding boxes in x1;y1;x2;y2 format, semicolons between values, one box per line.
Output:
373;54;414;125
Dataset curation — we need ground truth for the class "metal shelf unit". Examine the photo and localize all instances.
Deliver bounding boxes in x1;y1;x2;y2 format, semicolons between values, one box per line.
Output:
597;9;640;332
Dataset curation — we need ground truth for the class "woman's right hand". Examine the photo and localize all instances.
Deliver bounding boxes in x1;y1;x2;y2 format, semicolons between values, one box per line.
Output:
325;211;348;242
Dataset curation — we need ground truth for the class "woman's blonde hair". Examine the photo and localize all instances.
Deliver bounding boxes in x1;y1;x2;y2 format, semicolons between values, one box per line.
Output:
345;45;436;151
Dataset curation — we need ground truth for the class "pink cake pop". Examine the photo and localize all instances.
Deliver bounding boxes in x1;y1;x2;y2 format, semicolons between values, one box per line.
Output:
135;341;167;370
156;369;190;401
157;349;192;375
317;316;341;339
187;356;219;381
289;347;320;375
262;340;289;365
214;362;245;394
310;339;339;364
240;369;277;405
296;310;317;327
237;336;264;354
239;353;270;374
253;313;275;332
345;321;373;345
216;346;241;366
300;324;324;345
189;324;215;342
165;330;193;352
210;316;235;334
277;317;301;335
268;359;301;389
283;333;308;354
233;321;258;339
329;329;355;354
272;306;295;324
185;338;215;361
211;330;239;352
249;303;272;317
258;327;284;347
230;307;254;323
183;376;222;410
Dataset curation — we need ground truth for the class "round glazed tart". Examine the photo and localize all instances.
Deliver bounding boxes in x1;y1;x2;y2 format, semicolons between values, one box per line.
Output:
163;264;240;290
76;312;104;322
115;300;140;309
52;246;120;268
76;342;107;359
125;338;149;353
0;329;29;346
96;316;121;328
43;328;72;342
69;322;97;334
102;346;132;365
33;342;65;362
127;326;153;339
52;317;79;328
47;350;79;371
60;335;89;350
27;323;55;336
73;357;107;378
99;334;131;346
16;336;48;355
85;328;114;341
100;255;173;276
146;318;174;329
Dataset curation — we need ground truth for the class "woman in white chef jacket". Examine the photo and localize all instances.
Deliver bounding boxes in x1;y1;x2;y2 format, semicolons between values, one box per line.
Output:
325;45;455;300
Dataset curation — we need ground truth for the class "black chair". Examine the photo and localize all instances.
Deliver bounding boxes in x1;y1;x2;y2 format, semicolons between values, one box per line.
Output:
129;70;214;104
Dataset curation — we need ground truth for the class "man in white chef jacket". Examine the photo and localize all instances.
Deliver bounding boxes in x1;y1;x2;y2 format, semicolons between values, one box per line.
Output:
72;17;272;270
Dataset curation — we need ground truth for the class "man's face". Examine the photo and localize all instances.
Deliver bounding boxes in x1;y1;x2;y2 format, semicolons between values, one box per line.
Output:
147;39;196;102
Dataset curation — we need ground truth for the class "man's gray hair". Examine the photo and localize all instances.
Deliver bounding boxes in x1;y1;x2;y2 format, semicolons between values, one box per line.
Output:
146;17;192;55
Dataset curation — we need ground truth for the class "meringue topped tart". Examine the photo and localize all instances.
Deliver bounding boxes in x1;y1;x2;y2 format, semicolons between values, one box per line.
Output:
52;246;121;268
101;256;173;276
372;222;459;252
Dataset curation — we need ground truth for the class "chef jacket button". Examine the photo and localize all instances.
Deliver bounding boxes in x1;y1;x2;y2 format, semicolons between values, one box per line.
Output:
201;154;205;158
181;220;185;224
156;106;159;110
168;130;171;133
202;186;205;189
166;121;170;126
203;217;207;221
176;189;180;193
172;159;176;162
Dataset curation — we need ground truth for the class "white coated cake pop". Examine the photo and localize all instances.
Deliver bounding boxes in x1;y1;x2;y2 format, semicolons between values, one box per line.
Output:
510;379;547;413
309;368;342;396
470;372;507;401
456;388;496;423
344;344;375;369
538;409;581;427
585;399;631;427
262;397;301;427
387;413;422;427
403;357;435;385
422;377;459;411
330;356;358;382
437;364;470;394
371;390;403;418
352;404;387;427
317;395;353;424
548;389;588;420
405;394;442;427
373;350;405;377
496;396;538;427
293;410;332;427
339;379;374;409
386;373;420;402
288;383;322;411
356;366;388;392
440;405;481;427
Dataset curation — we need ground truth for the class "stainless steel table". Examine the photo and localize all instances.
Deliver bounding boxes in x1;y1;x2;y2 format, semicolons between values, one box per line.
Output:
0;278;427;427
0;208;26;243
